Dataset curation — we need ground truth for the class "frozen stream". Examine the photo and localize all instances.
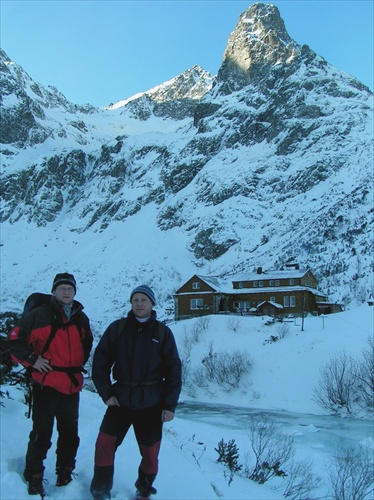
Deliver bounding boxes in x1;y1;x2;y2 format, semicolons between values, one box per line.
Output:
177;401;374;460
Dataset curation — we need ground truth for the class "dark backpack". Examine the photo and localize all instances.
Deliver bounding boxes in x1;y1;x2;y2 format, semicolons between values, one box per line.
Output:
6;293;58;418
23;293;53;317
23;292;84;353
22;293;60;355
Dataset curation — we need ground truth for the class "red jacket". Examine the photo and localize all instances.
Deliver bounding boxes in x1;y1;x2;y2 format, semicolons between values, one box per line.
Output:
8;297;93;394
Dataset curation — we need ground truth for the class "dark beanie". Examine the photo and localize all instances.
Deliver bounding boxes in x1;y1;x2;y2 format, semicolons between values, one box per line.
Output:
130;285;156;305
51;273;77;293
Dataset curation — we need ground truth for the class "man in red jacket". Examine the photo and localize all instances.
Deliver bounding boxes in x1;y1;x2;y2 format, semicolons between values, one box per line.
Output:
8;273;93;497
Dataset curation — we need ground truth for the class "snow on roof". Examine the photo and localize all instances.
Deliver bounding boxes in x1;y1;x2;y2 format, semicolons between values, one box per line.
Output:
230;268;311;282
257;300;284;309
196;275;225;290
176;276;326;297
230;285;326;297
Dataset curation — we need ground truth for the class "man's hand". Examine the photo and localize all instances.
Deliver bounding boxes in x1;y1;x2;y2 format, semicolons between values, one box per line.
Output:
161;410;174;422
105;396;120;406
33;355;52;373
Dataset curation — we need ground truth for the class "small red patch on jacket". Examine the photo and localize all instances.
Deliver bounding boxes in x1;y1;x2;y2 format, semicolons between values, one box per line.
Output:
9;330;18;339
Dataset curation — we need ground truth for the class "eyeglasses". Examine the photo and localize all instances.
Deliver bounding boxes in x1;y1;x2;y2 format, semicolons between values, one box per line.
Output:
55;286;75;293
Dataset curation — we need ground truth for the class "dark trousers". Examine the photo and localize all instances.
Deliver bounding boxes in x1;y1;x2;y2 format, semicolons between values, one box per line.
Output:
91;404;162;495
25;385;80;476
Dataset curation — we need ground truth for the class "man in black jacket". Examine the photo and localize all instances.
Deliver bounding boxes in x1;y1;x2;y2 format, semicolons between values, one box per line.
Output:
90;285;182;500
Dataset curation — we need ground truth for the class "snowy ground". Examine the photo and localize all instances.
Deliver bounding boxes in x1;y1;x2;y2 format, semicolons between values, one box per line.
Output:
1;305;373;499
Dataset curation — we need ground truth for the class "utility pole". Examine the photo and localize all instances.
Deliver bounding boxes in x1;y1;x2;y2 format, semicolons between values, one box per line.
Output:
320;314;327;330
301;292;306;332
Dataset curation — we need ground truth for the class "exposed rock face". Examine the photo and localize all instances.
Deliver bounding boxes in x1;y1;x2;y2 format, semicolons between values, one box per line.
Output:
1;49;40;146
217;3;299;90
0;4;373;303
0;49;96;148
115;65;213;120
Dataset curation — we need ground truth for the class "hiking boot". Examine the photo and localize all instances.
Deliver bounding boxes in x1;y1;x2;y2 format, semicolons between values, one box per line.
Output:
23;472;47;497
90;486;111;500
135;492;150;500
134;478;157;497
56;467;77;486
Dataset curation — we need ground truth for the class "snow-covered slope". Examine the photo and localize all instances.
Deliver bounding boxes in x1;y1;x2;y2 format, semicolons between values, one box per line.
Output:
1;305;373;500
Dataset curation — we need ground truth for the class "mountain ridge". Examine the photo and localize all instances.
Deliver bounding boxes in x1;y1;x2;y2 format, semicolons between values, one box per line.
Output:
0;3;373;319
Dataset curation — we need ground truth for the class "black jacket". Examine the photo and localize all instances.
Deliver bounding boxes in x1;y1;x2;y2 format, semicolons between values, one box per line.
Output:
92;310;182;412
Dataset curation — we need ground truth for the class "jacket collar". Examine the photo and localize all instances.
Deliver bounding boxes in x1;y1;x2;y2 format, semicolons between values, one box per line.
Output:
127;309;157;326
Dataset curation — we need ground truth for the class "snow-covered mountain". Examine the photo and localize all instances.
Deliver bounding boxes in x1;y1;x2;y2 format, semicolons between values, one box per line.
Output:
1;3;373;324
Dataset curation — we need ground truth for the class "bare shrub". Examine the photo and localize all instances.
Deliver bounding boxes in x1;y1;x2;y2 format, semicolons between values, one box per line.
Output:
191;316;210;344
197;316;211;332
180;329;194;386
191;323;202;343
216;351;252;389
245;416;294;484
190;316;211;343
327;445;374;500
191;365;209;388
181;331;193;358
313;350;356;414
201;343;216;380
353;336;374;413
226;316;240;333
181;358;191;386
283;458;322;499
182;327;193;352
277;322;290;339
201;345;253;390
183;380;197;399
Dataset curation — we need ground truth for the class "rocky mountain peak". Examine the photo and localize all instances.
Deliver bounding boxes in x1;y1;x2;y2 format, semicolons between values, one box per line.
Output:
0;48;12;69
111;65;213;120
217;3;299;90
145;65;213;102
0;48;96;147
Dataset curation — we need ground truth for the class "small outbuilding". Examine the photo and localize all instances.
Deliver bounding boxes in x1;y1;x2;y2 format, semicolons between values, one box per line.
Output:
256;300;283;317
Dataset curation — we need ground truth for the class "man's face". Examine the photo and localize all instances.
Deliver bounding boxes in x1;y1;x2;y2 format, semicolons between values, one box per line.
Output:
53;285;75;305
131;292;153;319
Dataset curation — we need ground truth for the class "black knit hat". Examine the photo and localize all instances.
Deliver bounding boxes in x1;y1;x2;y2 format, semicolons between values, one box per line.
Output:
51;273;77;293
130;285;156;305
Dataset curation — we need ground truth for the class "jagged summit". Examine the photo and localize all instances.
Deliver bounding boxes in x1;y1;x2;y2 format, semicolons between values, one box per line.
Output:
111;66;213;109
0;48;11;66
217;3;300;90
108;65;213;120
0;48;96;147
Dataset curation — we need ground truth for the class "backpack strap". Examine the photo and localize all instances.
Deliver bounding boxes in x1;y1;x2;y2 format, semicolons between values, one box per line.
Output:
114;318;166;347
157;321;166;345
41;308;59;355
115;318;128;345
41;304;85;355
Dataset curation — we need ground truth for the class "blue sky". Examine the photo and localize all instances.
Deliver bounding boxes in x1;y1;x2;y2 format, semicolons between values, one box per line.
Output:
1;1;373;107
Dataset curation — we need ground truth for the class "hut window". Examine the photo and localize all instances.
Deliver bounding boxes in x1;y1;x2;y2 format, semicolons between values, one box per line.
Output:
190;298;203;310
